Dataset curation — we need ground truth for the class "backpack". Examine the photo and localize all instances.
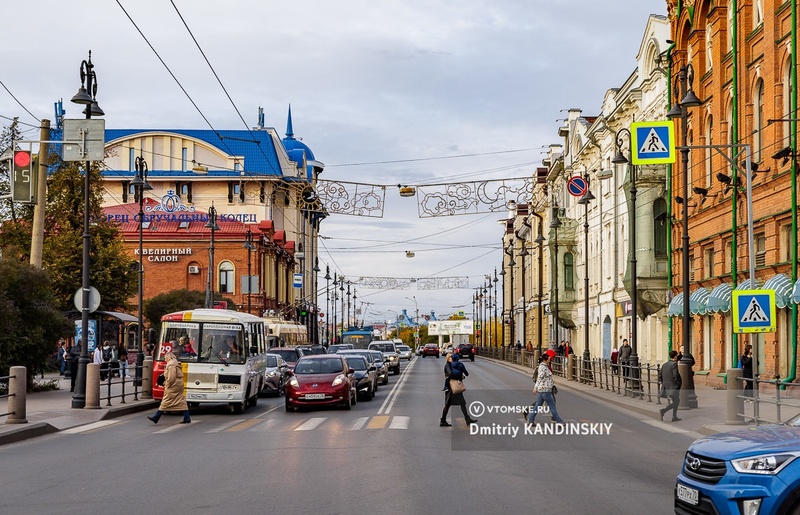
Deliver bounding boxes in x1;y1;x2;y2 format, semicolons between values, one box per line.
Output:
102;346;112;362
531;366;539;383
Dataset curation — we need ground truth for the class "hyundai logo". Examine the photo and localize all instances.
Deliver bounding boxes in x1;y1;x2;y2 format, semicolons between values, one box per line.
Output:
687;457;702;471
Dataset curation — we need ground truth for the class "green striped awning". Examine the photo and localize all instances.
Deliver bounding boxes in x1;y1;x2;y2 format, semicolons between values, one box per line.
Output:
736;278;759;290
705;283;733;313
667;292;684;317
793;279;800;305
689;287;711;315
763;274;792;309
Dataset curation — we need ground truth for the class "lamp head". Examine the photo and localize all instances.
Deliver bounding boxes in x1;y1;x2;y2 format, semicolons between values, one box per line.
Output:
578;189;595;204
680;89;702;108
666;103;683;119
71;86;93;105
611;150;628;165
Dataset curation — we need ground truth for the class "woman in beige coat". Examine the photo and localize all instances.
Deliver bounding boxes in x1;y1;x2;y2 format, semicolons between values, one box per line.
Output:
147;352;191;424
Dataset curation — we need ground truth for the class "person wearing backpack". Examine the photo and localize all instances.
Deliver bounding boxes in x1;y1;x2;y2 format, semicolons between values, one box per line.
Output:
527;350;564;425
99;341;113;381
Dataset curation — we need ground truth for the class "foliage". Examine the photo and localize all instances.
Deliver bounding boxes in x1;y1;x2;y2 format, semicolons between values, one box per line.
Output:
0;251;74;389
144;289;237;333
0;118;32;222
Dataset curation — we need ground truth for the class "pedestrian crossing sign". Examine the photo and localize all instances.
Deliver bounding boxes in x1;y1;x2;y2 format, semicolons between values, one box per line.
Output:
631;121;676;165
732;289;776;333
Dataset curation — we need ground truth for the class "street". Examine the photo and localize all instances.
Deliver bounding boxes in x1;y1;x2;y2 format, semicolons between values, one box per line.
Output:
0;357;694;515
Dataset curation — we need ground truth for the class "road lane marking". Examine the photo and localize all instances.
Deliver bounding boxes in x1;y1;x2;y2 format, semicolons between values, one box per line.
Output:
295;417;326;431
377;357;417;415
389;416;409;429
350;417;369;430
62;420;120;434
255;404;283;418
227;419;262;432
367;415;390;429
204;419;245;433
154;423;193;433
639;418;691;433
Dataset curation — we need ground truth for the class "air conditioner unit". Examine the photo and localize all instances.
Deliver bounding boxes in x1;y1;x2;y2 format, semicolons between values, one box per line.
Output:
188;266;200;274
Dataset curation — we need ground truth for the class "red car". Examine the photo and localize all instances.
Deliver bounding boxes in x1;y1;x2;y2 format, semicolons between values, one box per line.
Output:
421;344;440;358
285;354;357;411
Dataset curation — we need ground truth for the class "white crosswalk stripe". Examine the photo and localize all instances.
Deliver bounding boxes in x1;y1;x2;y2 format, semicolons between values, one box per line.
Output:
62;420;121;434
350;417;369;430
295;417;326;431
389;416;409;429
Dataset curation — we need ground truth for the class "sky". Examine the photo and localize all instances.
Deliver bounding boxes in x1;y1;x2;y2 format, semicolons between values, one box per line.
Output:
1;0;667;325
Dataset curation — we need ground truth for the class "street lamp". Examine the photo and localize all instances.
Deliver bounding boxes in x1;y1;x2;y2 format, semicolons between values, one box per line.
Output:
472;292;477;344
612;128;641;394
667;62;702;408
577;176;595;380
517;230;529;348
243;228;255;315
483;283;489;346
204;203;220;309
312;259;321;343
499;266;506;349
550;213;562;352
346;281;352;330
505;244;516;347
493;269;499;348
324;265;331;345
131;156;152;389
535;229;545;352
71;51;104;409
339;276;345;337
406;296;419;347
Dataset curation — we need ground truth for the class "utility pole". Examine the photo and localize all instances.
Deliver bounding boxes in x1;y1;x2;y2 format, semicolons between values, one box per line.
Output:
30;119;50;268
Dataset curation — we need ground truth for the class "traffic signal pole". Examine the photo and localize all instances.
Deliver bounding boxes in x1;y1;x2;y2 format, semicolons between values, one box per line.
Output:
30;119;50;269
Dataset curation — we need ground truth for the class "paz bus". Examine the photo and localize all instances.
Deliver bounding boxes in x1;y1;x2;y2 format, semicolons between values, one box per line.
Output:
263;314;309;348
341;327;378;349
152;309;267;414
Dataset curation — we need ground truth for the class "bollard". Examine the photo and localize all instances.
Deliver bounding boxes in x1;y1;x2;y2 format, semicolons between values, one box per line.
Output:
533;349;541;369
6;366;27;424
567;355;575;381
142;357;153;399
726;368;745;425
678;362;691;410
85;363;101;409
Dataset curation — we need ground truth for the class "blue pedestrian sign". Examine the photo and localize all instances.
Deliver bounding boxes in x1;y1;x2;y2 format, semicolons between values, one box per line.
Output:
732;289;776;333
631;121;676;165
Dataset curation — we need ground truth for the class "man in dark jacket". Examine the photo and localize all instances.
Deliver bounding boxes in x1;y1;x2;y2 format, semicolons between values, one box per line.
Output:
619;339;632;382
67;341;82;392
658;351;682;422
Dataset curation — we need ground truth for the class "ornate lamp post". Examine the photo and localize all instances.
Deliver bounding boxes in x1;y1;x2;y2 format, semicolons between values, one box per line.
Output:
243;229;255;314
339;277;345;338
483;283;489;346
550;214;562;352
493;268;499;347
71;51;105;409
505;243;516;347
667;62;702;408
204;203;220;308
577;176;595;380
472;293;477;344
535;229;545;351
324;265;332;345
517;230;529;348
346;281;352;330
131;157;152;389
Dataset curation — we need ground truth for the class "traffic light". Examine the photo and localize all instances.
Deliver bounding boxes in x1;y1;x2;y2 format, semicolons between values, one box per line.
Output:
11;150;37;203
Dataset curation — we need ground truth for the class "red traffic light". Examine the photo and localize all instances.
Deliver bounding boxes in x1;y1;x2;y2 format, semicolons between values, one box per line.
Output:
14;150;31;168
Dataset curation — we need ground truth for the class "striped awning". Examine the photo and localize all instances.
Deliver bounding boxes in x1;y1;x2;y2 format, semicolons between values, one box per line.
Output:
791;278;800;305
689;287;711;315
705;283;733;313
736;278;759;290
763;274;792;309
667;292;684;317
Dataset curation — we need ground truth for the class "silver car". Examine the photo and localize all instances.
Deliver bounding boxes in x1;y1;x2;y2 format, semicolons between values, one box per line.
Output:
395;345;413;361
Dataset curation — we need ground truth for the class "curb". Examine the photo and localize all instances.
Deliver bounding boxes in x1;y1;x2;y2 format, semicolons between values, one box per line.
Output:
100;399;159;421
0;422;59;446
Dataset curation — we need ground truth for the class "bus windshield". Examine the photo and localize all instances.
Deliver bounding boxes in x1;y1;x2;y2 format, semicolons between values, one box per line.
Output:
342;332;374;349
158;321;246;364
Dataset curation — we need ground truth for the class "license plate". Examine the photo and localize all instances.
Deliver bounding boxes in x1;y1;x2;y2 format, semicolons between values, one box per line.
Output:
676;484;699;505
304;393;326;400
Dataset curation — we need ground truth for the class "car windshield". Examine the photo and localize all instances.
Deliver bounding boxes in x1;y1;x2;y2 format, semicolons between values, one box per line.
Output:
265;355;279;367
368;351;383;363
294;358;344;375
397;346;410;352
270;349;298;362
425;344;437;348
345;356;368;371
370;343;395;353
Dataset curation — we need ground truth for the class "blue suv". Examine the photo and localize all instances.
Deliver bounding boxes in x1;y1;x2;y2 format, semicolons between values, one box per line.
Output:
675;414;800;514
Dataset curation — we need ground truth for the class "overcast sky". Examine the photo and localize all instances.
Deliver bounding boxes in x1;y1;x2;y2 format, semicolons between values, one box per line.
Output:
2;0;667;325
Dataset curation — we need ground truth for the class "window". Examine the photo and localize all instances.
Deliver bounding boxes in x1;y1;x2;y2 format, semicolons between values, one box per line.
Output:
705;26;713;71
653;198;667;258
704;247;715;279
755;234;766;268
727;1;733;51
753;0;763;28
564;252;574;290
784;57;793;151
779;224;791;263
122;181;129;203
754;80;764;163
724;240;732;273
219;261;234;294
689;253;695;282
705;115;713;188
182;147;188;173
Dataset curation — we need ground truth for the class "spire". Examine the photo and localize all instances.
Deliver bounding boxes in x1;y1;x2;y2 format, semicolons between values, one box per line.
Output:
285;104;294;139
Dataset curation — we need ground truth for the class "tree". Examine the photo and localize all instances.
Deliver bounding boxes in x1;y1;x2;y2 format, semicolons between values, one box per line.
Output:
0;249;73;388
0;118;31;222
144;289;238;334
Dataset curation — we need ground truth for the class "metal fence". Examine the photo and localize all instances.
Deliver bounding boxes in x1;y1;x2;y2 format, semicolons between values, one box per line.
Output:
0;371;16;417
736;373;800;425
98;362;146;406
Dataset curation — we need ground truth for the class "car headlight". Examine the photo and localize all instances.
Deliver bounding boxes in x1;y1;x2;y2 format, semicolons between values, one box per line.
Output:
389;356;396;361
267;371;278;377
332;374;346;386
288;377;299;388
731;453;798;474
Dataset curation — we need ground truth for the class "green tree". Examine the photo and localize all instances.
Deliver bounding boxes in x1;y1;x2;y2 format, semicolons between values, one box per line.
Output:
144;289;238;334
0;118;32;222
0;250;73;388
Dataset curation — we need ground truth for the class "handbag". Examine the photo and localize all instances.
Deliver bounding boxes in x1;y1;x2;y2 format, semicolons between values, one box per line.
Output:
659;384;667;398
551;384;558;395
449;379;466;394
157;374;166;387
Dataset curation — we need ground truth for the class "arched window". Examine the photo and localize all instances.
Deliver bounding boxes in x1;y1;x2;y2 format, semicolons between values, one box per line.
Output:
564;252;574;290
784;57;793;148
727;1;733;52
219;261;234;294
754;0;764;28
705;26;713;71
654;199;668;258
705;115;713;188
754;79;764;162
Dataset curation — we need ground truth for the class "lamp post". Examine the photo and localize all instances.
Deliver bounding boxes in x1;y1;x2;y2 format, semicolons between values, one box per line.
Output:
612;128;641;395
352;287;358;328
506;244;516;347
312;259;321;343
550;214;562;353
339;277;345;338
535;229;545;351
517;231;529;348
667;62;702;408
499;267;506;349
71;51;104;409
204;203;220;309
472;292;478;344
346;281;352;330
577;176;596;381
131;156;152;389
483;283;489;346
324;266;331;345
406;296;419;347
493;268;499;348
243;229;255;315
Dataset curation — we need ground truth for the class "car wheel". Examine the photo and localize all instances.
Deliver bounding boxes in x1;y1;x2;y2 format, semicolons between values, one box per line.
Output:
285;396;293;412
470;356;475;361
342;390;352;410
382;376;389;385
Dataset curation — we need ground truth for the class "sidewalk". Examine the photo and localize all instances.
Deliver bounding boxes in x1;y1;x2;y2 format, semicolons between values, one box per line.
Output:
485;357;800;437
0;373;158;446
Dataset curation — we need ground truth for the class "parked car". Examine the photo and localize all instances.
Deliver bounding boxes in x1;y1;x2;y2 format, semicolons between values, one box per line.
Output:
457;343;475;361
327;344;353;353
343;355;377;401
368;341;401;375
261;353;288;396
674;412;800;514
338;350;388;386
300;345;328;355
415;345;424;356
442;344;454;356
421;344;440;358
285;354;357;411
268;347;310;372
396;345;413;361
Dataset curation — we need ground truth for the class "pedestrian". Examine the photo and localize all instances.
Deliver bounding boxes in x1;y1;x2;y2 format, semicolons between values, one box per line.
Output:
67;340;81;392
516;340;522;351
110;344;120;378
610;345;619;375
527;350;564;425
147;352;191;424
740;344;754;397
564;340;574;356
619;339;632;381
442;352;453;392
118;345;129;379
526;341;533;352
97;341;112;380
658;350;682;422
440;354;477;427
57;339;67;376
93;341;104;380
556;341;565;356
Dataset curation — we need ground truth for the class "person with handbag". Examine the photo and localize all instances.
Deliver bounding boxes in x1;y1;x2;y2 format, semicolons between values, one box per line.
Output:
658;350;682;422
147;352;191;424
440;354;477;427
740;344;754;397
527;351;564;425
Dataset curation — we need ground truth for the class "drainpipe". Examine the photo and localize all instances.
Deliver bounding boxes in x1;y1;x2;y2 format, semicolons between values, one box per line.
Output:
731;0;740;366
784;1;798;385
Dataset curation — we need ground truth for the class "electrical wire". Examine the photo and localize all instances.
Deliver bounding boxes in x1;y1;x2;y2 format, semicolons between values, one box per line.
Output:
0;81;40;124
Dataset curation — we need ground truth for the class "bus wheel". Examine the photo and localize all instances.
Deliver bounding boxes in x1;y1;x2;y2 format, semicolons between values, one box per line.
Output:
247;394;258;408
232;402;245;414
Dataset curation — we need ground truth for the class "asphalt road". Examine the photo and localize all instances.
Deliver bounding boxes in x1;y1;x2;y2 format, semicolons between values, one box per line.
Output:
0;356;695;515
